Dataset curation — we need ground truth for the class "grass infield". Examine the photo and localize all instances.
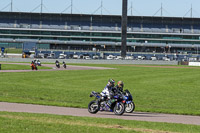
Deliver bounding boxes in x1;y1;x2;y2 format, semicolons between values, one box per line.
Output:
0;112;200;133
0;64;200;115
5;48;22;54
0;64;51;70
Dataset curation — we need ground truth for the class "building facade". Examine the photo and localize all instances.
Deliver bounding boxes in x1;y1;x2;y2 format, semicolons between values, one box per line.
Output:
0;11;200;55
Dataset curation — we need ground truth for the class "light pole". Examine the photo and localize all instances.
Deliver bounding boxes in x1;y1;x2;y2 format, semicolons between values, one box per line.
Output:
121;0;128;58
11;0;13;12
41;0;43;13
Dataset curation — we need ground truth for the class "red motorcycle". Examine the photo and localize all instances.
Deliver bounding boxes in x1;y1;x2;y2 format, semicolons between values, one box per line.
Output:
30;63;38;70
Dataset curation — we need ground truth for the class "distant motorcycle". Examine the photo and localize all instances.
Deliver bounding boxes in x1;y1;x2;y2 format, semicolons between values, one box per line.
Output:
88;91;126;115
56;62;60;68
37;61;41;66
63;62;67;69
30;63;38;70
63;64;66;69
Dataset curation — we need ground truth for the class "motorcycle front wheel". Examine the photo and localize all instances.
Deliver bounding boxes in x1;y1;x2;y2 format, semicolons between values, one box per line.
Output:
88;100;99;114
114;102;125;115
125;101;135;113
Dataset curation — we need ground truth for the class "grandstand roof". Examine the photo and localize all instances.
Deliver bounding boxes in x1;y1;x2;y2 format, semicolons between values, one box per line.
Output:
1;11;200;25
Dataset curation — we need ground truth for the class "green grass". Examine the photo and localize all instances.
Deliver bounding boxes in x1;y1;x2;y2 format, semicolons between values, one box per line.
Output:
5;48;22;54
0;64;200;115
1;112;200;133
0;64;51;70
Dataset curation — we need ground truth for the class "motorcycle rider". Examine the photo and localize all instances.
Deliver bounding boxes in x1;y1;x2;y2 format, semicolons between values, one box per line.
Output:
115;81;124;93
36;59;41;66
30;61;37;70
55;60;60;68
106;81;124;108
55;60;59;64
100;79;115;101
30;61;34;70
63;61;67;69
100;79;116;109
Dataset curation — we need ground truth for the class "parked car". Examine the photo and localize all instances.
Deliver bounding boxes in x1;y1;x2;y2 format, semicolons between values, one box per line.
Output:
163;57;170;61
116;56;123;60
47;53;55;59
73;54;79;59
84;56;91;60
125;56;133;60
137;56;145;60
151;56;157;61
58;54;67;59
93;55;99;59
107;55;115;60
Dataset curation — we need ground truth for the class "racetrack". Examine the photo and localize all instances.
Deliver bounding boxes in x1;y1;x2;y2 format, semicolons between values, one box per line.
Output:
1;102;200;126
0;63;115;72
1;62;199;73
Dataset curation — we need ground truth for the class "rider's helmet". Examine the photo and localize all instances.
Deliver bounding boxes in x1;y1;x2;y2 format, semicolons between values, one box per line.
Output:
117;81;124;92
117;81;124;88
108;79;115;87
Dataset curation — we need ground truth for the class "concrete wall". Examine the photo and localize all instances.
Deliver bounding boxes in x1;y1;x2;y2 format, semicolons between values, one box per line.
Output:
0;58;178;65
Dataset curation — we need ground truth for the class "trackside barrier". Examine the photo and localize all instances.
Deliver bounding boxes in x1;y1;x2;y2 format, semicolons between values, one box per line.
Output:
178;61;189;65
188;62;200;66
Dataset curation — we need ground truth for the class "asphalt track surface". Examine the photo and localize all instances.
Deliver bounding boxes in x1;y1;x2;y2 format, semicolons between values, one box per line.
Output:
1;63;200;126
0;63;115;72
1;102;200;126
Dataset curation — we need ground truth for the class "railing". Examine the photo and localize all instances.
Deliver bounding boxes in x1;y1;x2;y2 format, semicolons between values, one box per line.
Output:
1;23;200;34
37;48;200;56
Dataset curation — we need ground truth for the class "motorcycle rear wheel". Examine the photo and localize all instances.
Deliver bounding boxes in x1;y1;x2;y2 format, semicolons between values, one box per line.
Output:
88;100;99;114
114;102;125;115
125;101;135;113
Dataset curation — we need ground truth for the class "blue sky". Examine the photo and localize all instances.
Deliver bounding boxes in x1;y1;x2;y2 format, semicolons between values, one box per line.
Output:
1;0;200;17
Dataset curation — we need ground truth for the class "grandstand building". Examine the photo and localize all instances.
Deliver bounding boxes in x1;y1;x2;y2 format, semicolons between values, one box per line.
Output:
0;11;200;59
